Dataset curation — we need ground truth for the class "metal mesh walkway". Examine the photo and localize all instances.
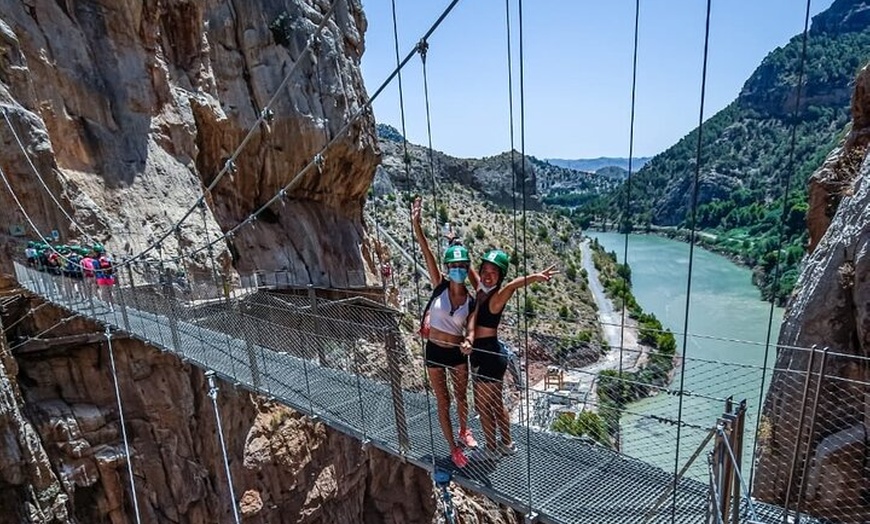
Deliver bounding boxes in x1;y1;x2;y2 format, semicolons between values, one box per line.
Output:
12;263;810;524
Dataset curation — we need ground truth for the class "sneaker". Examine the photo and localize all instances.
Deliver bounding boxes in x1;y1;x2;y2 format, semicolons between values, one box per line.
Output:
468;447;500;462
459;428;478;449
451;447;468;468
498;441;518;456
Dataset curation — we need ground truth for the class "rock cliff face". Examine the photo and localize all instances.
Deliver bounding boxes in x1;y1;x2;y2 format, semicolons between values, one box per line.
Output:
754;64;870;523
0;277;520;523
0;1;521;522
0;0;379;286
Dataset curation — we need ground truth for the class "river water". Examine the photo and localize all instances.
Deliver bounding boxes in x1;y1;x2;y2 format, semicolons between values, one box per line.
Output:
588;232;785;479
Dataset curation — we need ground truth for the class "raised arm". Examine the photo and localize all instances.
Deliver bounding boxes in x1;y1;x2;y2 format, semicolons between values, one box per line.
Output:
411;197;442;286
488;264;559;314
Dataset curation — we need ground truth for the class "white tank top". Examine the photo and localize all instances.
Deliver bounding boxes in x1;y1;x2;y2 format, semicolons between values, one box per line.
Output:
429;287;472;336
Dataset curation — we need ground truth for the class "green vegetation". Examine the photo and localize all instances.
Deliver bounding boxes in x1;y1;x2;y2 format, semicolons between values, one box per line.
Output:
551;411;609;446
569;15;870;304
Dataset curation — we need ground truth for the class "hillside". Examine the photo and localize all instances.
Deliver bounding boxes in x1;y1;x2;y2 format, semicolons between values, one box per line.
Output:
578;0;870;303
368;125;605;367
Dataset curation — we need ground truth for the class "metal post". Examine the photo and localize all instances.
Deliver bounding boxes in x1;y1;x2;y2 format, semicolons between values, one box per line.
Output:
253;317;272;397
385;329;410;452
308;285;326;366
116;265;131;332
730;400;747;524
783;346;818;520
795;347;829;519
240;303;261;389
352;338;367;441
163;267;182;355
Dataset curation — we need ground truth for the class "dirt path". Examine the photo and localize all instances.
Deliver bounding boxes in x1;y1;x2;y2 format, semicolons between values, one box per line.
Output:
514;238;646;426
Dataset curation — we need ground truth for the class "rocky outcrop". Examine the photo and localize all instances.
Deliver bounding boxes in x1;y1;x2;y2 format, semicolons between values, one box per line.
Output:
377;129;539;210
0;283;520;523
754;65;870;523
807;63;870;252
0;0;379;286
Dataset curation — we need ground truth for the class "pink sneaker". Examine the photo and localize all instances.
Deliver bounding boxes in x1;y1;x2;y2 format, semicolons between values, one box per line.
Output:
459;428;478;449
451;447;468;468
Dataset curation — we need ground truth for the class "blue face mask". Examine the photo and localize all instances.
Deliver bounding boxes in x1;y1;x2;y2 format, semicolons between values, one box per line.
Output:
448;267;468;283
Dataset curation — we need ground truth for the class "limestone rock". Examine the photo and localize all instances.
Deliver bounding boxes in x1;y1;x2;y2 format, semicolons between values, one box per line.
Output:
755;64;870;523
0;0;379;286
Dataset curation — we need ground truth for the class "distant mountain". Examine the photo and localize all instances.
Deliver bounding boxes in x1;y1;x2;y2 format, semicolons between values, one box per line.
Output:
584;0;870;303
545;157;651;173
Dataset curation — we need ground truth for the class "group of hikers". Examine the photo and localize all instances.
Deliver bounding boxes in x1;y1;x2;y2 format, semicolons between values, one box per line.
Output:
412;197;558;468
23;240;116;301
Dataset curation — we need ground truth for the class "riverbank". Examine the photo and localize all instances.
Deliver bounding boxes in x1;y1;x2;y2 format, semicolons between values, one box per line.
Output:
525;238;647;400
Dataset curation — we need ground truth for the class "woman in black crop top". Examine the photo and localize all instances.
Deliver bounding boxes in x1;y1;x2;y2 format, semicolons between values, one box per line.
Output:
469;249;558;459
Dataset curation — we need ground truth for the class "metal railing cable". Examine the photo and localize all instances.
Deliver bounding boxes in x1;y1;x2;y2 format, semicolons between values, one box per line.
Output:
105;327;143;524
671;2;713;520
749;0;813;495
417;40;443;237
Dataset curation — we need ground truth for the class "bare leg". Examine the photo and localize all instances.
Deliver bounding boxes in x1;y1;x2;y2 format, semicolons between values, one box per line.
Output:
476;381;500;450
495;382;512;446
450;364;469;433
428;367;458;451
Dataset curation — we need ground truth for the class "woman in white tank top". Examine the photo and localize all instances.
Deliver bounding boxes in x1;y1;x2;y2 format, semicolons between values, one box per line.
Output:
412;197;478;468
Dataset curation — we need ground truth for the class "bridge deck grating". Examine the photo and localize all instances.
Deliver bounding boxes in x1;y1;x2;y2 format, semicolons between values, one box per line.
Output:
14;268;819;524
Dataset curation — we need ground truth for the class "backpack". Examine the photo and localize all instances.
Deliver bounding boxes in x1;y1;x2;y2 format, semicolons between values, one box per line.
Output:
419;278;476;338
98;257;113;275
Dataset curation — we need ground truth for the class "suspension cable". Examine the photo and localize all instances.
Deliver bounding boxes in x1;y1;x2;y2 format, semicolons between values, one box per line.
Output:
0;164;92;271
748;0;813;494
1;108;100;246
115;0;341;269
7;313;78;352
504;0;523;373
105;328;143;524
618;0;641;380
671;0;713;521
0;301;50;336
206;371;241;524
390;0;437;466
418;41;443;239
516;0;534;516
168;1;463;266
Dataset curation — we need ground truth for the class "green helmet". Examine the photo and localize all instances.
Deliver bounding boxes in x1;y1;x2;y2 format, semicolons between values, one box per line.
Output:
92;243;104;253
481;249;510;274
442;244;470;264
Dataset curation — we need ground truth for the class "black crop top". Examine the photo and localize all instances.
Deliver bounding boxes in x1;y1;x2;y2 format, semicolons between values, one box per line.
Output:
476;293;503;329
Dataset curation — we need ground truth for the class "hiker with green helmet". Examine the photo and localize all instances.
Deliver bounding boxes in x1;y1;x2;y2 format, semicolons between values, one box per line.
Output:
411;196;478;468
468;248;558;461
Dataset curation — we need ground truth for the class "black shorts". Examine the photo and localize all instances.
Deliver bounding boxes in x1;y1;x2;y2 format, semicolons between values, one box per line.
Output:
425;340;467;369
470;337;508;383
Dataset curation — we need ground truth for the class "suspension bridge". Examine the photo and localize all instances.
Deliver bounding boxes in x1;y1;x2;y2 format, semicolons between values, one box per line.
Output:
13;262;820;524
1;0;862;521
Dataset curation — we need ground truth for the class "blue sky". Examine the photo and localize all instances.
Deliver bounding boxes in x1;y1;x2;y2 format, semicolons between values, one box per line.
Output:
359;0;834;160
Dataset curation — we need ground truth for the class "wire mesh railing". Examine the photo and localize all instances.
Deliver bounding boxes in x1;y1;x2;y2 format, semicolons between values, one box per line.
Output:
10;261;861;524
